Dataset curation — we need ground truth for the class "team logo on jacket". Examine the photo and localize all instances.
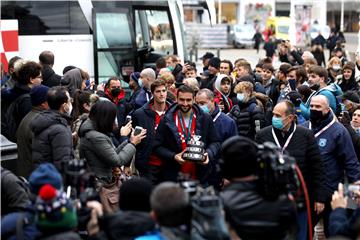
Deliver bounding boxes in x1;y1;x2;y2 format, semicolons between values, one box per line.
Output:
318;138;327;147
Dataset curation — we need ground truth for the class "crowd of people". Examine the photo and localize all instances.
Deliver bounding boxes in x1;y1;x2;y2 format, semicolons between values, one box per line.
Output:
1;36;360;240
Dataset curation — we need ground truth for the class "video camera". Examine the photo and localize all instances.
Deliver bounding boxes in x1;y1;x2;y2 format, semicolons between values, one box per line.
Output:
256;142;299;200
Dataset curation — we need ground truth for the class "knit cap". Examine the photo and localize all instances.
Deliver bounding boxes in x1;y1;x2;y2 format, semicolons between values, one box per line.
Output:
35;184;77;231
130;72;141;85
28;163;63;195
30;85;49;106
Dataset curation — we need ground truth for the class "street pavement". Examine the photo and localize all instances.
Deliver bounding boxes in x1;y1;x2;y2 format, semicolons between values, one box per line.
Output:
193;32;358;73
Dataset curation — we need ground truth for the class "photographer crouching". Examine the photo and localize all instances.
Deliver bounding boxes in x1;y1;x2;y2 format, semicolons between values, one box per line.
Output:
220;136;298;240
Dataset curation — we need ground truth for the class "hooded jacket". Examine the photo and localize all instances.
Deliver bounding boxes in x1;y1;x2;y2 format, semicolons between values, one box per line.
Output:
300;83;343;120
60;68;83;97
79;119;136;183
30;110;73;170
153;103;220;184
213;74;233;113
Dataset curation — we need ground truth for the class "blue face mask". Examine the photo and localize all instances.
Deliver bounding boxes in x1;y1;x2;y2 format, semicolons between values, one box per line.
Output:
200;105;210;113
272;116;284;130
167;66;174;71
138;79;143;87
237;93;245;102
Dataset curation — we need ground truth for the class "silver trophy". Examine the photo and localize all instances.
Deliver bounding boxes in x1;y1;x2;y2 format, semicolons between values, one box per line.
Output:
182;135;205;162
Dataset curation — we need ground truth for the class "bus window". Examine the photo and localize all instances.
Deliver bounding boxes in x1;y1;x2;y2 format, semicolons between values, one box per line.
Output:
96;13;132;48
136;9;174;55
1;1;90;35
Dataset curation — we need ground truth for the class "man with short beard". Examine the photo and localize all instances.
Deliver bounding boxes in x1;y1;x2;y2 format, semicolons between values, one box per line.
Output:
153;85;220;185
300;65;343;120
132;80;172;184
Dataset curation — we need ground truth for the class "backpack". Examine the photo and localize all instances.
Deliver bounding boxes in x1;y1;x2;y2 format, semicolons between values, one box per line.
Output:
190;186;230;240
1;94;30;142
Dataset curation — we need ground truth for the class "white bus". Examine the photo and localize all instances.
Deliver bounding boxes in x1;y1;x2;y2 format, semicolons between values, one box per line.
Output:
1;0;189;84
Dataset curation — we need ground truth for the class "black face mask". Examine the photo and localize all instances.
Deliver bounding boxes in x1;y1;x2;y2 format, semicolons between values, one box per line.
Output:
111;88;121;97
310;109;325;125
310;84;320;91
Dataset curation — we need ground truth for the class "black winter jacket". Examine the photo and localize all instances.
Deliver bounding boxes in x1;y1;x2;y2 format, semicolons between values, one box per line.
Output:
131;100;171;175
30;110;74;171
228;97;264;140
221;180;297;240
41;65;61;87
153;103;220;184
256;124;328;203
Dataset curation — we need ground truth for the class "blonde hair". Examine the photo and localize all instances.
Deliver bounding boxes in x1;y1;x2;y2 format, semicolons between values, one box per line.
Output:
327;57;341;69
183;77;200;92
234;81;253;94
158;72;175;84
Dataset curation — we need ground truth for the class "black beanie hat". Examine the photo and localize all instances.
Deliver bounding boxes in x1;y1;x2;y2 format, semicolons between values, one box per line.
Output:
119;178;152;212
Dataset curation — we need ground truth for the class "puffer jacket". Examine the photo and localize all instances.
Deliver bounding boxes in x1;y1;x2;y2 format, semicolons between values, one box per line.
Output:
79;119;136;184
228;97;265;140
30;110;73;171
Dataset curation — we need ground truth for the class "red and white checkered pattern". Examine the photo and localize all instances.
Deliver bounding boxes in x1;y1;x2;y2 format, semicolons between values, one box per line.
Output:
1;20;19;72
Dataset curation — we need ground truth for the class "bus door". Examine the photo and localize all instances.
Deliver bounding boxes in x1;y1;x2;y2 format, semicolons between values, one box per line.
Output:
92;8;137;84
133;6;177;67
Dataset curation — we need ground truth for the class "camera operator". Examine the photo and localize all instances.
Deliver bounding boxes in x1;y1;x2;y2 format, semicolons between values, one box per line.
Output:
150;182;192;239
220;136;297;240
329;182;360;239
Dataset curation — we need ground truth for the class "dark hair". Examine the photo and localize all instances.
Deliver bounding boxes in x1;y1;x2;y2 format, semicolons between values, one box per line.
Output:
220;136;258;179
89;101;117;134
255;62;263;69
262;63;275;73
106;76;121;88
221;59;234;72
17;61;42;85
296;66;307;84
39;51;54;65
184;60;196;68
156;57;166;69
47;86;69;110
150;79;166;93
279;63;292;74
279;100;295;115
308;65;328;80
72;90;91;120
8;56;21;72
177;84;195;98
297;85;313;103
63;65;77;75
150;182;190;227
